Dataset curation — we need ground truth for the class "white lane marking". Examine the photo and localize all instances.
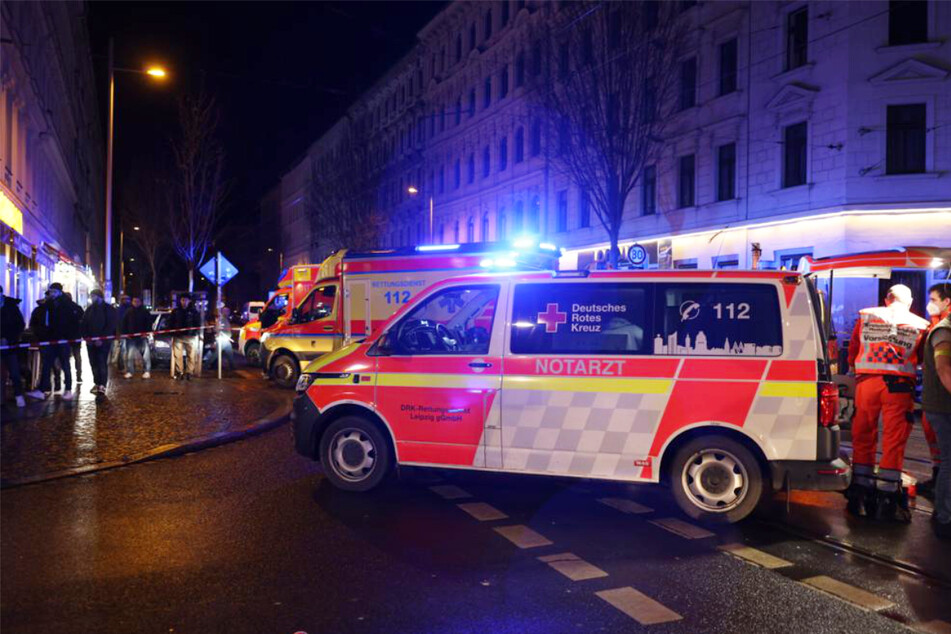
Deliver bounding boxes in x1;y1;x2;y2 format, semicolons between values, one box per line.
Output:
914;620;951;634
718;543;793;569
493;525;554;549
598;497;653;515
538;552;608;581
456;502;508;521
802;575;895;611
428;485;472;500
649;517;715;540
596;587;683;625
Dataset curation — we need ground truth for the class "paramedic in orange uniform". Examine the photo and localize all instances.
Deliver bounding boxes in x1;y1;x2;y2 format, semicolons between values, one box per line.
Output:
918;283;951;498
845;284;930;521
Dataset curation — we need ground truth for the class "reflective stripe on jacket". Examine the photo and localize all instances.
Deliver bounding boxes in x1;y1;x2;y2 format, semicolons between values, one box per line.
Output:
853;305;929;377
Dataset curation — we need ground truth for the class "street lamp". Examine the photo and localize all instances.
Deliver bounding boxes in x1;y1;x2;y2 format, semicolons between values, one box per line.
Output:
407;186;434;244
104;38;168;302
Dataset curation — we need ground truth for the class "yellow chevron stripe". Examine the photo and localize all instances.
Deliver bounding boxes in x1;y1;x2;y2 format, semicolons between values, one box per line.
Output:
376;373;500;390
758;381;815;398
503;375;672;394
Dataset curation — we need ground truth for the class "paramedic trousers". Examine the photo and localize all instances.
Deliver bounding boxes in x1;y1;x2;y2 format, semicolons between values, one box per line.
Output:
171;335;200;377
852;374;914;492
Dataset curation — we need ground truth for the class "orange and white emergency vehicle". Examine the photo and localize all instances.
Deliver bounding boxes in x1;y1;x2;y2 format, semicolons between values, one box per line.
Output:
238;264;322;366
261;242;561;388
292;268;850;523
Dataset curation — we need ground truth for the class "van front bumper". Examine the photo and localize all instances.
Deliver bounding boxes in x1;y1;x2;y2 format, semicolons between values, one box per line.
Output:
292;392;321;459
769;457;851;492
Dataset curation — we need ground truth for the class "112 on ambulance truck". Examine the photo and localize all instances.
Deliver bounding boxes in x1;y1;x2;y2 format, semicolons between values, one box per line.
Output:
292;269;848;524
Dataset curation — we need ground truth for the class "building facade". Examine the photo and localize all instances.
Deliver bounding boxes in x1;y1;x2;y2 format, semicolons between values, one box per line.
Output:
0;1;104;315
275;0;951;333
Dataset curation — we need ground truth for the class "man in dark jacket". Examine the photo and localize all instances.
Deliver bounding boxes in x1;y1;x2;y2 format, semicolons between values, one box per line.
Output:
64;292;84;384
122;296;152;379
114;294;132;372
0;286;26;407
81;289;118;394
169;293;202;379
25;283;80;401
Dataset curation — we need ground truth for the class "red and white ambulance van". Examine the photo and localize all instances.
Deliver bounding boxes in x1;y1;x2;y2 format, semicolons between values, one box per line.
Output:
238;264;322;366
261;242;560;388
292;268;849;523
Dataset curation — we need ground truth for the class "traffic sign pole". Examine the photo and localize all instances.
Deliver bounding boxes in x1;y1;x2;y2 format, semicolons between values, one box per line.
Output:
216;251;222;380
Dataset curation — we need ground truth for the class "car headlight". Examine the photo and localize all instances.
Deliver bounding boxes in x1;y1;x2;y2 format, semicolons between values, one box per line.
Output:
155;340;170;349
261;332;271;343
296;372;351;393
296;374;315;392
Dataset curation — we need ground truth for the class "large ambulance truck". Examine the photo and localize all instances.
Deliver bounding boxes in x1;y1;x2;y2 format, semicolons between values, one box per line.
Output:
261;242;561;388
238;264;322;366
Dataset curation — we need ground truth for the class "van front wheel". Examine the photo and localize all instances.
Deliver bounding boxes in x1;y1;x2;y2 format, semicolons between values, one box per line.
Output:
319;416;392;492
270;353;299;389
669;435;763;524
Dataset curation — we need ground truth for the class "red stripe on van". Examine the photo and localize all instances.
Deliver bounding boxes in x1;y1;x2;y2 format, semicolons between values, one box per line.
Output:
679;359;767;381
648;380;759;457
766;360;816;381
342;255;486;274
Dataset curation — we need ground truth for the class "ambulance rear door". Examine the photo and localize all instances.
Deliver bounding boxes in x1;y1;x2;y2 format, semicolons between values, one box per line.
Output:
344;279;371;343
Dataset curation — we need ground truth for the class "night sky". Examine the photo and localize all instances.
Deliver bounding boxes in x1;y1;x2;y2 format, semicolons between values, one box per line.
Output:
87;1;444;299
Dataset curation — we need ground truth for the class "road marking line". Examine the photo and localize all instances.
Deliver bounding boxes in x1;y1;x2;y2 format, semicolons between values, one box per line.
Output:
428;485;472;500
538;552;608;581
914;620;951;634
596;587;683;625
649;517;715;540
493;525;553;549
718;543;793;569
457;502;508;521
802;575;895;611
598;497;653;514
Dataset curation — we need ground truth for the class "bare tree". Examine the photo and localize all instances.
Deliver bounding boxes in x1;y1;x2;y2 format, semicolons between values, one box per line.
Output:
125;171;170;305
538;2;684;267
169;91;227;290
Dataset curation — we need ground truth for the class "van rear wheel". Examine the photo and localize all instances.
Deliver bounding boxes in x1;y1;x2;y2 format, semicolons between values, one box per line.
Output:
669;435;763;524
244;341;261;367
270;353;299;389
319;416;392;492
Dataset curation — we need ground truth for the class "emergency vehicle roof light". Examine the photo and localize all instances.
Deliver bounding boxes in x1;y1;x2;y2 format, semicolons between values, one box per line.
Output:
931;257;945;268
539;242;559;252
554;270;590;278
512;237;536;249
416;244;460;252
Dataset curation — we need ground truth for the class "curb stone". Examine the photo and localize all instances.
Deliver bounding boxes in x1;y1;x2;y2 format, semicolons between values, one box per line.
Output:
0;400;290;489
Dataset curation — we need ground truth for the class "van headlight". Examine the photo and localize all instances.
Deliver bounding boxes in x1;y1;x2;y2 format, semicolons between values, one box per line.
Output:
296;374;315;392
261;332;271;343
296;372;351;393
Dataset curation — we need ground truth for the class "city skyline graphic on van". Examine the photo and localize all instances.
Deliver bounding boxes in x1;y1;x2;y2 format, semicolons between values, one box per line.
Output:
653;331;782;356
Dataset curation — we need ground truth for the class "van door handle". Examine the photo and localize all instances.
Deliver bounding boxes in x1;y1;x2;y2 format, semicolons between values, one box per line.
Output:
468;361;492;369
322;325;333;332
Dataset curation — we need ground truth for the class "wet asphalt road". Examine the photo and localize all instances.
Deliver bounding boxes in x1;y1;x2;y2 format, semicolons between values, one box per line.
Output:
2;423;949;634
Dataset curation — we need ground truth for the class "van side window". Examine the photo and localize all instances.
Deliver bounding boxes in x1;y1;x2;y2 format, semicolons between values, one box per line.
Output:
298;285;336;323
260;294;287;328
654;283;782;356
510;283;651;355
389;285;499;355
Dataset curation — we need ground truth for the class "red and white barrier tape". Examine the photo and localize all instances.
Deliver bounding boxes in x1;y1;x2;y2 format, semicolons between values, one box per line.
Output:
0;324;237;352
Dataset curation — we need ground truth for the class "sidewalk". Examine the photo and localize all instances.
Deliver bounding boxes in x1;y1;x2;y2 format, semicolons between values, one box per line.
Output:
0;362;293;485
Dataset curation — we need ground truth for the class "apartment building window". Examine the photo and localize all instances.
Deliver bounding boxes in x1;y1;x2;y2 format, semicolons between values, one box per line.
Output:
516;52;525;87
467;217;475;242
642;77;656;123
499;137;508;171
455;97;462;126
429;110;435;136
484;77;492;108
515;127;525;163
558;119;570;155
889;0;928;46
529;197;541;232
719;39;737;96
557;190;568;232
886;104;926;174
500;66;509;98
785;7;808;71
454;221;460;243
644;0;660;30
455;35;462;64
582;28;594;66
678;155;695;208
531;120;542;156
468;153;475;184
468;89;476;117
579;189;591;227
454;159;461;189
439;223;446;244
514;201;524;233
783;122;807;187
502;0;510;26
532;41;543;76
679;58;697;110
439;166;445;193
559;43;570;79
470;23;476;51
484;9;493;40
717;143;736;201
440;106;445;132
498;209;507;238
483;145;491;178
642;165;656;215
482;213;490;240
417;222;424;244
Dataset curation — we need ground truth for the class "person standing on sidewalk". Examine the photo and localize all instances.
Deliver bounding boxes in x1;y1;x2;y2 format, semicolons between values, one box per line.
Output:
81;289;117;395
921;282;951;540
0;286;26;407
169;294;201;380
25;283;78;401
122;296;152;379
63;292;84;385
113;294;132;373
844;284;930;522
918;283;951;499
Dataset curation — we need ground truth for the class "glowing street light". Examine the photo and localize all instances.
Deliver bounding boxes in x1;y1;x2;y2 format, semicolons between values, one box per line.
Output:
146;66;167;79
407;186;419;195
407;186;434;243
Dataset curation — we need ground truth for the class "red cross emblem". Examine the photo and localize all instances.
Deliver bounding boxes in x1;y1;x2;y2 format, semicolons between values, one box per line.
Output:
537;303;567;333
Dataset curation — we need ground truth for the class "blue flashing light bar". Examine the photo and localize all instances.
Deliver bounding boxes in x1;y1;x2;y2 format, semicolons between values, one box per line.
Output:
417;244;461;252
538;242;558;252
512;237;536;249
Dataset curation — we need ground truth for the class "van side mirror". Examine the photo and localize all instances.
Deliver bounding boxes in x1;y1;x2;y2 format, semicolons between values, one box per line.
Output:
371;332;394;356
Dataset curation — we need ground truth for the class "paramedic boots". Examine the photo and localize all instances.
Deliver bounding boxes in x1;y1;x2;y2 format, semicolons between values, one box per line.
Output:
846;482;911;522
845;482;877;517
